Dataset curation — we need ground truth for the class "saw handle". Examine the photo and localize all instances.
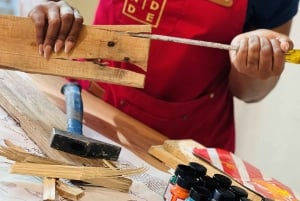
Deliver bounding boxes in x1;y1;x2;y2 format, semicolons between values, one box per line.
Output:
61;83;83;135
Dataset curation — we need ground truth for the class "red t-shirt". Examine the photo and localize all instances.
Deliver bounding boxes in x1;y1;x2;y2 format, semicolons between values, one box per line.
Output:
76;0;248;152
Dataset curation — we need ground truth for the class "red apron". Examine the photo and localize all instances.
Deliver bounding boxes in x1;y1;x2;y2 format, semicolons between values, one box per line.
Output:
78;0;248;152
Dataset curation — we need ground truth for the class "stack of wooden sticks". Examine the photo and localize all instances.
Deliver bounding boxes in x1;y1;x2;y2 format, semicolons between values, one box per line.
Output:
0;139;146;201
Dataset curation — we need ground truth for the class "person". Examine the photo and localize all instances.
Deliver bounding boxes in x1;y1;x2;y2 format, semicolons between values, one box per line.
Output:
25;0;299;152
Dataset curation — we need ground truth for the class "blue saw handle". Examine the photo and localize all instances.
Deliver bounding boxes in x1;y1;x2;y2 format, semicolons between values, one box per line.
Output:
61;83;83;135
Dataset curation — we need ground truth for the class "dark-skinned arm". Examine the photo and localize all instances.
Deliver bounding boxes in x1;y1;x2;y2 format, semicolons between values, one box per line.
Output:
229;21;293;102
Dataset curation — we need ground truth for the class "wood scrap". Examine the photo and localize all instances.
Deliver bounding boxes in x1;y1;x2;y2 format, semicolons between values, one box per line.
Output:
11;162;146;180
0;140;70;165
0;140;144;195
56;180;85;201
102;159;117;168
76;177;133;193
43;177;57;201
148;145;183;169
0;15;151;88
4;139;28;153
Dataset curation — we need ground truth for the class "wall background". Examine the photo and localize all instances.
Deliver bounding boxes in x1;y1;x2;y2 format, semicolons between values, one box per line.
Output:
235;8;300;193
66;0;98;24
1;0;299;193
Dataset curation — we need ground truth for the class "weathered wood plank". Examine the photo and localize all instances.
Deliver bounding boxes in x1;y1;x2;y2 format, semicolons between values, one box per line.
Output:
0;15;151;88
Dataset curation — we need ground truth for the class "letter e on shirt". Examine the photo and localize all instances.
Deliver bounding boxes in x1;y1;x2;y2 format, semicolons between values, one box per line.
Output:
123;0;166;27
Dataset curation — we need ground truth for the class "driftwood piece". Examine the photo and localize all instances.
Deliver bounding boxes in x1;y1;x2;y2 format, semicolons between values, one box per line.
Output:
0;15;151;88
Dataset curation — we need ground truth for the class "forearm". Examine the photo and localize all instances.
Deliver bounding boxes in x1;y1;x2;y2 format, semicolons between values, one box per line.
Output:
229;68;280;102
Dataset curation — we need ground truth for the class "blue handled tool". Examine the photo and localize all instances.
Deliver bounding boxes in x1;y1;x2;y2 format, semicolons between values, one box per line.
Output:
62;83;83;135
50;82;121;160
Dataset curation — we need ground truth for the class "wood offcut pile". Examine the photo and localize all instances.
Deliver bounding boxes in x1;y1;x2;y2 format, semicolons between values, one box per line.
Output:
0;139;146;201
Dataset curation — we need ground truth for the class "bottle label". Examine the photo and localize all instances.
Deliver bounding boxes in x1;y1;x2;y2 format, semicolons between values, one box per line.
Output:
164;183;174;201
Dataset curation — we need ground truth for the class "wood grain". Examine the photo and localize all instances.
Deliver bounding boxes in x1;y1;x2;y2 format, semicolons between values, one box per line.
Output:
0;15;151;88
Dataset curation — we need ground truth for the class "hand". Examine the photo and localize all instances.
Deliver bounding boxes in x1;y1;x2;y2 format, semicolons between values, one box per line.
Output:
229;29;293;79
28;0;84;58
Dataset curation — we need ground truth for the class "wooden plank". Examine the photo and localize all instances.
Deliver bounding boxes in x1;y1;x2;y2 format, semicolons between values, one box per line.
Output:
0;15;151;88
0;70;105;166
148;145;183;169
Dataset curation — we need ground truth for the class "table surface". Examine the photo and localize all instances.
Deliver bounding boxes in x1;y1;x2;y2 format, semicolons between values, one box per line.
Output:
5;74;299;201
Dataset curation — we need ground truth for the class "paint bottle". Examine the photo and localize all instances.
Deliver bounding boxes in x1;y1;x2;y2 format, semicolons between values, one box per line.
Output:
212;188;236;201
164;164;196;201
240;198;252;201
229;186;248;201
188;162;207;179
213;174;232;189
185;186;211;201
170;174;196;201
201;175;218;195
188;162;207;187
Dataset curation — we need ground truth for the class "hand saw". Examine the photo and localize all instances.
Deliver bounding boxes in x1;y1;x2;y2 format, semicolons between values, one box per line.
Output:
0;15;151;88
